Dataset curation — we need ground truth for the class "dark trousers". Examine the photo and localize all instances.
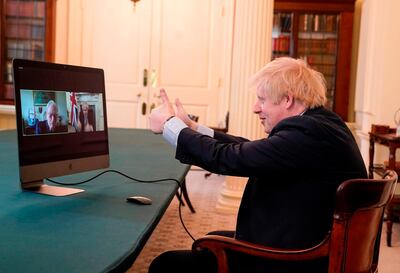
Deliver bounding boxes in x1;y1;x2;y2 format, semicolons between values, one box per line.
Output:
148;230;234;273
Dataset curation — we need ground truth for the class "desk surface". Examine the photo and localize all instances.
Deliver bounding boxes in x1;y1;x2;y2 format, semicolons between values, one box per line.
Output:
0;128;189;273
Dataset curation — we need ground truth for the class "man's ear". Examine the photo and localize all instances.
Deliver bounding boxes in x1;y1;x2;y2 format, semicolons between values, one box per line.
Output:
284;95;295;109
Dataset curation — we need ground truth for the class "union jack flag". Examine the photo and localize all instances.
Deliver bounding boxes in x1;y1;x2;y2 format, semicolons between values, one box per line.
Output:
70;92;79;130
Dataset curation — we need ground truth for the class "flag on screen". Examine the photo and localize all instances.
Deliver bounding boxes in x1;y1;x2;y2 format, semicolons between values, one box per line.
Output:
70;92;79;129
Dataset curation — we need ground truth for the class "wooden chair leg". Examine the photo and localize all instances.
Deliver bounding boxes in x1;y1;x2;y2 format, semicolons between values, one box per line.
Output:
182;178;196;213
386;220;393;247
386;205;394;247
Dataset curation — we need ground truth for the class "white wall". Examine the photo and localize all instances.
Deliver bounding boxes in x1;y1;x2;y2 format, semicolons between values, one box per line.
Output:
355;0;400;166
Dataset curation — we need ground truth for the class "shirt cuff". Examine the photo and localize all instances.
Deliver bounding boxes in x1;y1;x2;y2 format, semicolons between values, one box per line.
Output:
163;117;188;147
197;124;214;137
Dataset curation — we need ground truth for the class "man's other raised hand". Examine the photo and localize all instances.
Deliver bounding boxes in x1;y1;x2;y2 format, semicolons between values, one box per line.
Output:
148;89;175;133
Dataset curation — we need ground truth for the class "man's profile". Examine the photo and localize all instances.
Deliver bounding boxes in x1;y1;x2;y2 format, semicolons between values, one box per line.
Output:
35;100;67;134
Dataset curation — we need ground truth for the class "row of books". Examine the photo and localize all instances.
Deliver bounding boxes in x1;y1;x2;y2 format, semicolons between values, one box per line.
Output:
301;54;336;66
272;36;290;54
6;22;45;40
297;38;337;55
272;53;291;60
6;39;44;60
324;76;335;90
273;13;292;33
6;0;45;18
309;63;336;77
326;88;335;98
325;95;334;111
4;61;13;83
298;14;338;33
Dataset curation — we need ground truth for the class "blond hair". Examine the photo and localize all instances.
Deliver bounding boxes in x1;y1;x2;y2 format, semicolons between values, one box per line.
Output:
250;57;327;108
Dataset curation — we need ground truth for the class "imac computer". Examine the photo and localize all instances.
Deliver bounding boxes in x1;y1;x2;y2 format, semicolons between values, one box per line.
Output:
13;59;110;196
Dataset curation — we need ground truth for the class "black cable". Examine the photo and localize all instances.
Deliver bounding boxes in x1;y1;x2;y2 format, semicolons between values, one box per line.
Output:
46;169;180;185
177;187;196;241
45;169;196;241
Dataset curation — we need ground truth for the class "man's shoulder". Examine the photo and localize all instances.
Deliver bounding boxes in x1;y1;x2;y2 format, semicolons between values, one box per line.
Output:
271;107;347;137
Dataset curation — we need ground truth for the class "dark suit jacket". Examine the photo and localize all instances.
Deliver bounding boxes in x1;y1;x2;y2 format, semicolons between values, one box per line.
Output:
175;107;367;273
35;120;68;135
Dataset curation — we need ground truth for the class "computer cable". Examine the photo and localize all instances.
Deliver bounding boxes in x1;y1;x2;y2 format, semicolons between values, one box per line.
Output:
46;169;196;241
46;169;180;185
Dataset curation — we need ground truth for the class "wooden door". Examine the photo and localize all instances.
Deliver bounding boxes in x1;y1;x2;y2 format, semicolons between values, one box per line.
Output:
144;0;227;127
61;0;229;128
80;0;152;128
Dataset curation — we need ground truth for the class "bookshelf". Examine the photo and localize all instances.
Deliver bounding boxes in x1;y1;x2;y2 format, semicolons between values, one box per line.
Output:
272;0;355;121
0;0;55;105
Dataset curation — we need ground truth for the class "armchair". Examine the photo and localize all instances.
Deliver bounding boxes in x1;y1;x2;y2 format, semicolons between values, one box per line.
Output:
193;171;398;273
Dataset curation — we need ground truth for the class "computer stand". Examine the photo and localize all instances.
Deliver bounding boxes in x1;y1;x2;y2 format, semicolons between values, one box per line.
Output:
23;180;84;196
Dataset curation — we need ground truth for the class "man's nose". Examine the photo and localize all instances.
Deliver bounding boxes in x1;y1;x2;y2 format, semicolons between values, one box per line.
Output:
253;102;261;114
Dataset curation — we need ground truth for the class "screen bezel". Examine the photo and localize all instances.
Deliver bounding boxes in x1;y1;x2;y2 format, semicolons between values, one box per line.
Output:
13;59;110;186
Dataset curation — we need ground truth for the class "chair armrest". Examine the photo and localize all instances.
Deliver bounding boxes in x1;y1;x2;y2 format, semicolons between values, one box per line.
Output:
192;234;330;273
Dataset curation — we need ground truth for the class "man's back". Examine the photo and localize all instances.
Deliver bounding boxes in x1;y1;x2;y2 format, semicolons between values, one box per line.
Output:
236;107;367;272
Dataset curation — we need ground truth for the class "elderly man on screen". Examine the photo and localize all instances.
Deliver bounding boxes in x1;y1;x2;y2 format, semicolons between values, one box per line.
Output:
35;100;66;134
148;57;367;273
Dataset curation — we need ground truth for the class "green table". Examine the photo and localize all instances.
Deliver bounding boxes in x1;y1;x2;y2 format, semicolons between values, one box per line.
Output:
0;128;189;273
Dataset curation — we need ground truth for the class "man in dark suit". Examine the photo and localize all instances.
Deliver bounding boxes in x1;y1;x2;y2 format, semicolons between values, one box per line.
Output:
35;100;68;134
148;57;367;273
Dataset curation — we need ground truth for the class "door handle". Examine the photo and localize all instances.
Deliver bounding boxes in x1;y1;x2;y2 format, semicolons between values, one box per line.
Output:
142;102;147;115
150;69;157;88
143;69;148;87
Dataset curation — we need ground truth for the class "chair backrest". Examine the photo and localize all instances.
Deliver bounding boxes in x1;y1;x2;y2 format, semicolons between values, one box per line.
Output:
328;170;398;273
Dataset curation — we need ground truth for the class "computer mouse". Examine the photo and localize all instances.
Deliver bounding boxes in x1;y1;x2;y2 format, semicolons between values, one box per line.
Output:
126;196;152;205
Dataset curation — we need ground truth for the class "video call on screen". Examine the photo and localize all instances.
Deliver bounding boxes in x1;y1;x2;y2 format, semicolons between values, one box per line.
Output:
15;63;109;166
20;89;105;136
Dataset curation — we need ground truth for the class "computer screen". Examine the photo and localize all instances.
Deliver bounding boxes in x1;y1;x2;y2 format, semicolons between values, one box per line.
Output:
13;59;109;196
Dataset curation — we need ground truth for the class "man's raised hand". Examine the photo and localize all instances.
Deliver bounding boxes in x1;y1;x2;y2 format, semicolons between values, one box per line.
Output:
148;89;175;133
175;98;198;130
